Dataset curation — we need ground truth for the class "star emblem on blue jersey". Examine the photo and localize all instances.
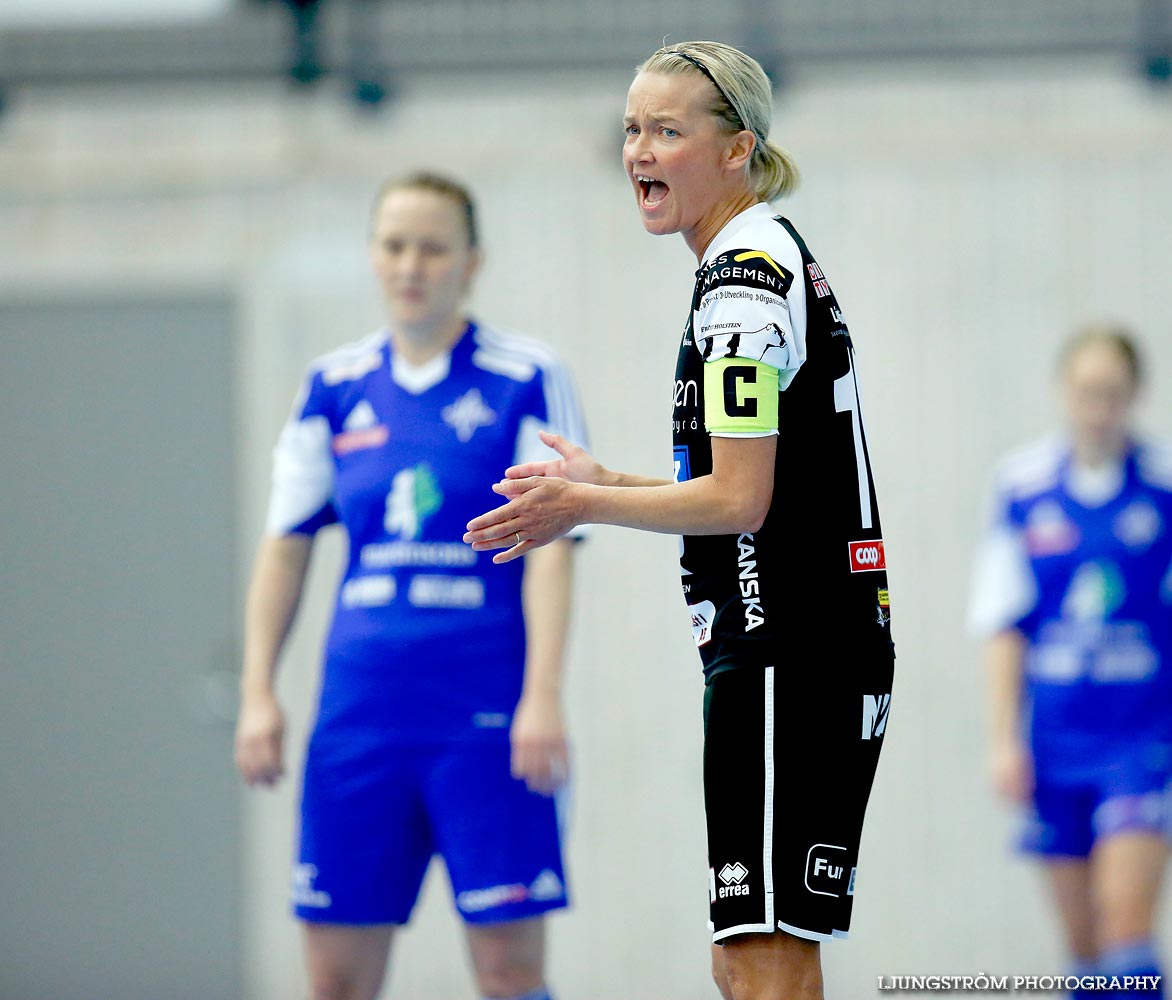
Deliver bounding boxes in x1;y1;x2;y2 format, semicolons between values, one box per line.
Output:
442;388;497;442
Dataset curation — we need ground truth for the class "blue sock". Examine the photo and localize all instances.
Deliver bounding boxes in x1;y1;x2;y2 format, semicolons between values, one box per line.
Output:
480;989;551;1000
1100;940;1162;998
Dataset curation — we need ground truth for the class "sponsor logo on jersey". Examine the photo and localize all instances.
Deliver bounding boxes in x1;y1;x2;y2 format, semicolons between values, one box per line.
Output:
805;844;850;898
340;574;397;608
361;540;476;569
807;258;832;296
688;599;716;647
674;444;692;483
737;534;766;631
692;248;795;306
472;712;511;729
876;587;891;627
1114;501;1162;549
407;574;485;609
333;399;389;453
333;426;388;454
1024;500;1080;556
456;869;564;914
442;387;497;442
291;863;332;909
1061;560;1126;622
861;693;891;740
715;861;751;898
847;867;857;897
848;539;886;573
673;378;699;410
384;463;443;541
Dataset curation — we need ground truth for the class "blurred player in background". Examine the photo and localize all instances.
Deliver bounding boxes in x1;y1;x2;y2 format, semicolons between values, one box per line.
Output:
972;327;1172;1000
464;40;894;1000
234;172;587;1000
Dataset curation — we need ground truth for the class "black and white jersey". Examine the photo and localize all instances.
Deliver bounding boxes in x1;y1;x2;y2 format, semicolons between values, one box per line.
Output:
673;204;891;679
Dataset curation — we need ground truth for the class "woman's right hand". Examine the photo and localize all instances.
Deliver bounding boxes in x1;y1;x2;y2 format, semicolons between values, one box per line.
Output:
234;689;286;787
505;430;610;486
990;738;1034;804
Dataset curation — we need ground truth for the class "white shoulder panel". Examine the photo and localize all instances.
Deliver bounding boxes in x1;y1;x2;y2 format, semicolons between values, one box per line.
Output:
475;324;589;451
1136;439;1172;491
313;330;387;387
992;435;1066;501
264;414;335;535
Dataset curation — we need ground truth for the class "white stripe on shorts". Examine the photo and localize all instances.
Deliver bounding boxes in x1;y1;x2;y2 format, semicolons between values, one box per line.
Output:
762;665;776;929
712;666;777;944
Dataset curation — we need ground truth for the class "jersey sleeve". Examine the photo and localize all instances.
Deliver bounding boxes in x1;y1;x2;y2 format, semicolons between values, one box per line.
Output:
967;477;1038;637
694;243;807;438
263;370;339;536
513;351;590;540
513;353;589;466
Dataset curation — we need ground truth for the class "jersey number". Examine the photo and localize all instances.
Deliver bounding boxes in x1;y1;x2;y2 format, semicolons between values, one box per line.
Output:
833;350;873;530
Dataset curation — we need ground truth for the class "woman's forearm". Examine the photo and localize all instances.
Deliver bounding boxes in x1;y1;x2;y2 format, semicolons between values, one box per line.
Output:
576;435;775;536
520;539;574;696
241;533;314;697
986;628;1027;746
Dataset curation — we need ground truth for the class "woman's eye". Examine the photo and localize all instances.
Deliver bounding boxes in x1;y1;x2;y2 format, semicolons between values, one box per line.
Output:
625;125;639;136
663;128;679;138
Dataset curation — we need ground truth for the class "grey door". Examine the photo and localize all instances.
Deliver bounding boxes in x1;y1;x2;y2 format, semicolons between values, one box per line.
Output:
0;295;241;999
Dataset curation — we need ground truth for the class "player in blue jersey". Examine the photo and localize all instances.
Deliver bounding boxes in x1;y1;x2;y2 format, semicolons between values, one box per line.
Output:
465;42;893;1000
971;328;1172;1000
233;172;587;1000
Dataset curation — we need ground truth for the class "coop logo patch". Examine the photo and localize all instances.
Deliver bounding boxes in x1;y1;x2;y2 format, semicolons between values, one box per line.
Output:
848;539;886;573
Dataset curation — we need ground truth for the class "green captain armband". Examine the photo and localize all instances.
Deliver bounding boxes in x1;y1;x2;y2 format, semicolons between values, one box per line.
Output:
703;357;780;435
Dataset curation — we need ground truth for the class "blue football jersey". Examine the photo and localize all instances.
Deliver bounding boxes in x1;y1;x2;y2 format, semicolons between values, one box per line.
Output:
970;437;1172;768
266;321;588;743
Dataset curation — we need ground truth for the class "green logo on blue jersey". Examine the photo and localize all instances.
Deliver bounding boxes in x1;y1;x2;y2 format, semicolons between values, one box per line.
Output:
384;463;443;540
1062;560;1126;622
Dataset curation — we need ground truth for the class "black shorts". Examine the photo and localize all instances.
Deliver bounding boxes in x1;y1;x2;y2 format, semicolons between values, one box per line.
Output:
703;653;893;943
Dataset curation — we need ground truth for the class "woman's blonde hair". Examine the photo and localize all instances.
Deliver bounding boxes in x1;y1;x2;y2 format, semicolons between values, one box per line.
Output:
370;171;479;248
1059;322;1144;388
639;40;799;202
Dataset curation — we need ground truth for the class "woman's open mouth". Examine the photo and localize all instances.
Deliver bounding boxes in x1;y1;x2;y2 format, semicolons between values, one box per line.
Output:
636;174;669;209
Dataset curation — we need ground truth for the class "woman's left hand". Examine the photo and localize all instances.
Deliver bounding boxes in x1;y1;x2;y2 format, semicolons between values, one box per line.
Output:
464;477;581;564
510;688;569;796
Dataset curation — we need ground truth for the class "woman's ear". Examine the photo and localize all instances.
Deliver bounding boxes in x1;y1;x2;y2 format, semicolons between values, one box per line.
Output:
725;129;756;173
463;247;484;286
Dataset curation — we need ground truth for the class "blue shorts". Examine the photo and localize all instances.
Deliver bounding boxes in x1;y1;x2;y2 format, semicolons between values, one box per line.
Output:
1022;747;1172;858
293;736;568;925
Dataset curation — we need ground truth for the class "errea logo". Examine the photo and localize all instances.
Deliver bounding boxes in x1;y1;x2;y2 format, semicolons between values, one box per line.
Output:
717;861;750;898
